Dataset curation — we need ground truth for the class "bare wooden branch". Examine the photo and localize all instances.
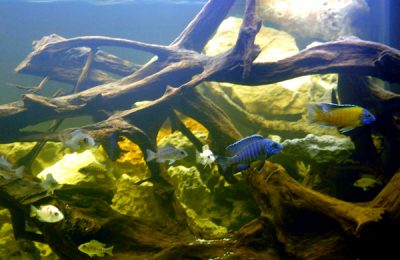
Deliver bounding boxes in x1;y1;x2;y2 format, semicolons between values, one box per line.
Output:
214;39;400;85
16;34;141;87
242;162;400;258
172;0;236;52
34;36;172;57
1;0;400;258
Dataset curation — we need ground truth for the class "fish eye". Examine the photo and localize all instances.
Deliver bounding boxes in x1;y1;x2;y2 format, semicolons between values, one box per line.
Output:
82;137;89;143
272;143;278;148
54;212;59;216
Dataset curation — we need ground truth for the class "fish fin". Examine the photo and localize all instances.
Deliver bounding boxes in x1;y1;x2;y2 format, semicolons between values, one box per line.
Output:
106;246;114;256
216;157;231;173
146;149;157;162
69;129;83;136
308;104;316;123
30;205;37;217
158;145;175;152
156;158;166;163
195;149;201;164
236;164;250;172
168;160;176;165
202;144;210;151
339;127;355;134
319;102;338;112
14;166;24;179
362;187;368;192
65;140;79;151
255;160;266;171
226;134;264;154
309;103;324;123
320;102;358;111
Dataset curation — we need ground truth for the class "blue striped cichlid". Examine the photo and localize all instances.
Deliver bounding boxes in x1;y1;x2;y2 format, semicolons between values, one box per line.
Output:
217;135;283;174
309;102;376;133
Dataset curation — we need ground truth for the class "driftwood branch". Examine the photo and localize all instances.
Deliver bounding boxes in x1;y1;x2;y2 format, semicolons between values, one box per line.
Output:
215;40;400;85
172;0;236;52
16;34;141;88
2;39;399;138
243;162;400;259
1;0;400;258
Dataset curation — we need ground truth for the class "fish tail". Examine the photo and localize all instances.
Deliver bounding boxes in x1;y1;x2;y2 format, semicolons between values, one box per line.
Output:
145;149;157;162
309;103;324;123
195;149;201;164
216;157;232;173
14;166;24;179
30;205;37;218
106;246;114;256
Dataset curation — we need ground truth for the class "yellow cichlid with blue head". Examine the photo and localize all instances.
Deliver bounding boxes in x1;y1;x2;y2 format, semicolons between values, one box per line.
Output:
309;102;376;133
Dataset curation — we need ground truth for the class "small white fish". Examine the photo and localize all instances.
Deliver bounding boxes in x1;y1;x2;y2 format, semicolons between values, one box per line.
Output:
0;155;24;180
30;205;64;223
146;145;187;165
40;173;63;195
0;155;13;169
61;129;97;152
196;145;216;168
78;239;113;257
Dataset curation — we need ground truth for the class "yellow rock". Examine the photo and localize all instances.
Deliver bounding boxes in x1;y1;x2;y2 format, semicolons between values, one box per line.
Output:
202;16;336;117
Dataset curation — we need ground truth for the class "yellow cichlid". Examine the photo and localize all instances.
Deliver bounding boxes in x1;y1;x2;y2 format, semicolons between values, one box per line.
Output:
309;102;376;133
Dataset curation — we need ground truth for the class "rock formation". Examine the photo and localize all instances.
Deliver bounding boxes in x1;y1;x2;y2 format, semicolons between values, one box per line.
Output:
0;0;399;259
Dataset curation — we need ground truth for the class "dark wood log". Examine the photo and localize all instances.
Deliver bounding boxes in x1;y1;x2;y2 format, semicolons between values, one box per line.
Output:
242;162;400;259
337;75;400;179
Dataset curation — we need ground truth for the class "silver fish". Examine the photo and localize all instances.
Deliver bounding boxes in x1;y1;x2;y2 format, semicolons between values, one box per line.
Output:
61;129;97;152
0;155;24;180
30;205;64;223
146;145;187;165
40;173;63;195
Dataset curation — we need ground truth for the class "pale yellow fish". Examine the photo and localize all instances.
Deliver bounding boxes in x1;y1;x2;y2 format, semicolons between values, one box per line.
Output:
78;240;113;257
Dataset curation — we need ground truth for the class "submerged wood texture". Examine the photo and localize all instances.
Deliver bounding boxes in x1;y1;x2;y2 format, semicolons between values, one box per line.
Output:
0;0;400;259
244;162;400;259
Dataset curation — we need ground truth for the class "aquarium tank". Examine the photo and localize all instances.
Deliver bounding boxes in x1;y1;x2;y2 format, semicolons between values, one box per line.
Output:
0;0;399;259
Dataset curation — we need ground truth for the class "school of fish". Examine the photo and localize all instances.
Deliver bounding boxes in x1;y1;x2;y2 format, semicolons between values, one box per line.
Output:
0;101;380;257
